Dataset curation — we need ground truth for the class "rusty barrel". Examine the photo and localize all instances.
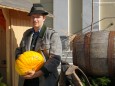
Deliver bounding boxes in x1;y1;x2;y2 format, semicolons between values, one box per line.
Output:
73;31;115;76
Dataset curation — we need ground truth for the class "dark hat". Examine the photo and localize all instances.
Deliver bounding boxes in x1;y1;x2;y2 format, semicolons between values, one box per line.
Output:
28;3;49;16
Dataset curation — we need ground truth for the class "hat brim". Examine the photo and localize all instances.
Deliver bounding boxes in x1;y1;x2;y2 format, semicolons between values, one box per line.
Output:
28;10;49;16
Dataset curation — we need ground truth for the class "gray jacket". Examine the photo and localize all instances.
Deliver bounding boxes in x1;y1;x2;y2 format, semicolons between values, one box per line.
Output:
15;25;62;86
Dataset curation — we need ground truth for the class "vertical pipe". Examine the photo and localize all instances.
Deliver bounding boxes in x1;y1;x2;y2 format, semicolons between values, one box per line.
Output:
91;0;94;32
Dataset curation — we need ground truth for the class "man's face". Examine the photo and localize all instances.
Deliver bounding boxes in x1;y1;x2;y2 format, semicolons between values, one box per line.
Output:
31;14;46;29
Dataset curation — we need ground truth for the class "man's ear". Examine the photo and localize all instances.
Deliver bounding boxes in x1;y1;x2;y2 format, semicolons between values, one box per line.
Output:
43;16;46;21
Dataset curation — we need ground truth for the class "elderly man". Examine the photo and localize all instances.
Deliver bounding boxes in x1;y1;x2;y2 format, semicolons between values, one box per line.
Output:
15;3;62;86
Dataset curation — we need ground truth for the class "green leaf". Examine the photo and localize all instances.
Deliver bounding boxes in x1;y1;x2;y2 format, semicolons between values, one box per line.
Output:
81;76;111;86
0;82;7;86
0;77;3;82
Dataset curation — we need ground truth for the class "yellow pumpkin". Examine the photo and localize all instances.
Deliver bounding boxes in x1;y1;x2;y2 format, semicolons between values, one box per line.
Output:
15;51;45;75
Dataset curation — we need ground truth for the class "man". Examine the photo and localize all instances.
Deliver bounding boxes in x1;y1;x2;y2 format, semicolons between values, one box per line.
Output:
15;3;62;86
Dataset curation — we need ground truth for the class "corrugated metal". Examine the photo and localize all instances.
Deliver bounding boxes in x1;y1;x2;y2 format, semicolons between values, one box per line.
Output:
0;0;32;12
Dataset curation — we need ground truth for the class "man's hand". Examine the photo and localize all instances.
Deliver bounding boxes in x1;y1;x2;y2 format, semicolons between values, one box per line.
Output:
23;70;44;79
23;70;36;79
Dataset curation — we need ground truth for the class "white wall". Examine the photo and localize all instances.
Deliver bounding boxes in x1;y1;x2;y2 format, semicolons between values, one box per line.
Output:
69;0;82;35
82;0;99;33
29;0;40;3
54;0;69;36
100;0;115;31
40;0;53;28
54;0;82;36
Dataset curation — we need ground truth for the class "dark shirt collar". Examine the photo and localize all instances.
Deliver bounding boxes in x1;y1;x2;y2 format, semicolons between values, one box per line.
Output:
32;28;41;34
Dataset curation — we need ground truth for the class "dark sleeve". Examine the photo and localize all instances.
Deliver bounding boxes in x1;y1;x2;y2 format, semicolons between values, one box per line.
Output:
41;32;62;74
15;29;32;59
15;39;25;59
15;47;22;59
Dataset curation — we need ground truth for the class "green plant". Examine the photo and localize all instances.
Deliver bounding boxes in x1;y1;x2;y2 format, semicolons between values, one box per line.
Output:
90;77;111;86
0;73;7;86
81;76;111;86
